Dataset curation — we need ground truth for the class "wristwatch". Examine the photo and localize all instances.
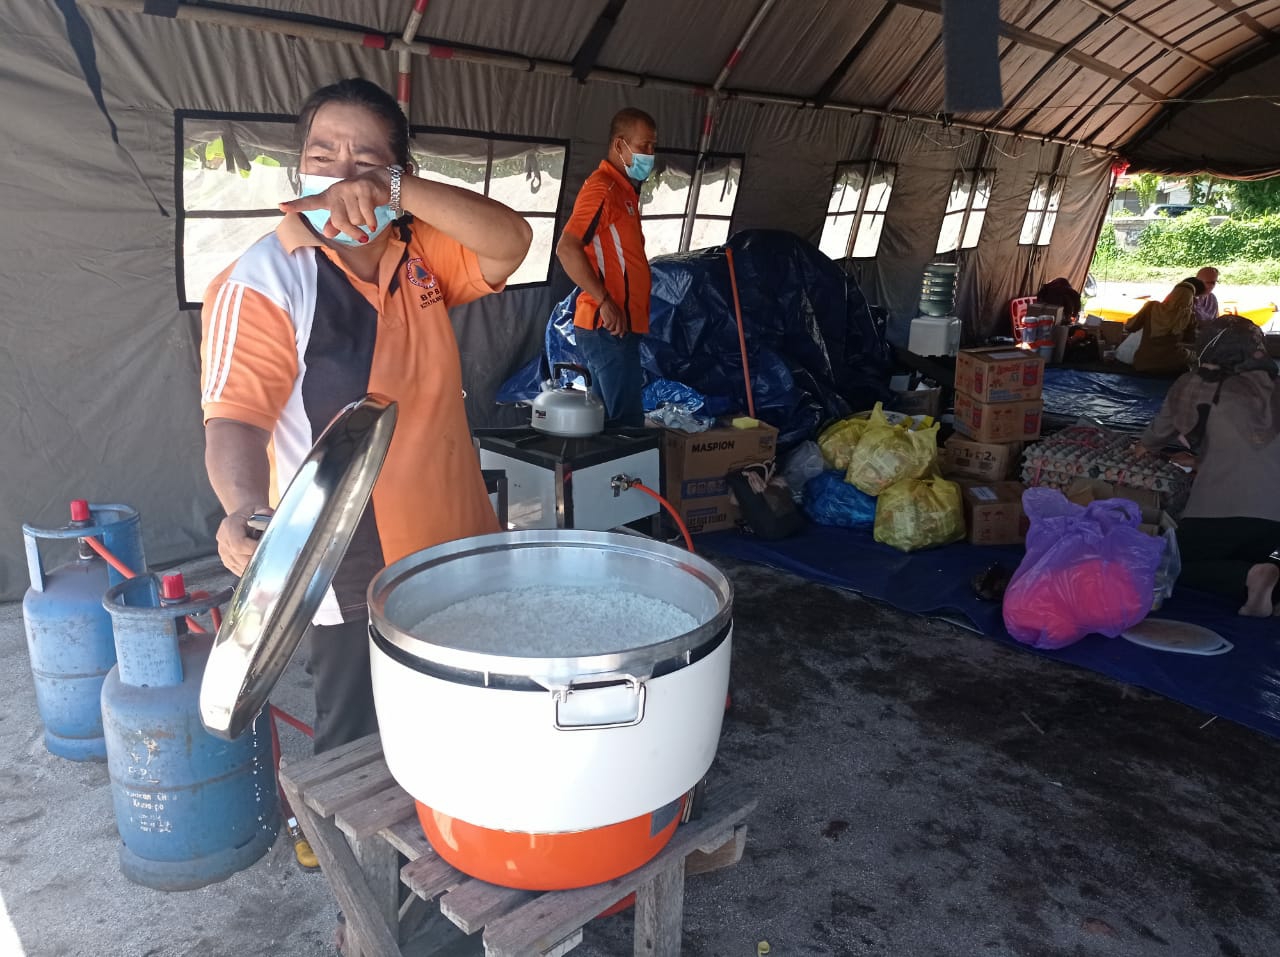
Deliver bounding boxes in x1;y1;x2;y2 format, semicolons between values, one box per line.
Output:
386;164;404;216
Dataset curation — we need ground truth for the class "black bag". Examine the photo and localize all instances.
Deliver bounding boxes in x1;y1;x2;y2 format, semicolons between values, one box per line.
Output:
726;464;805;540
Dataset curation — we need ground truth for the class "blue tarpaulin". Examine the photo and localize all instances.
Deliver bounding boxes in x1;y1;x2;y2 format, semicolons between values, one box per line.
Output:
496;230;892;449
699;524;1280;740
1041;366;1172;432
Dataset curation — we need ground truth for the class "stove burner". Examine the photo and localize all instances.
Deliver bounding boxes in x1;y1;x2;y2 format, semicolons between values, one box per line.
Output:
473;427;660;469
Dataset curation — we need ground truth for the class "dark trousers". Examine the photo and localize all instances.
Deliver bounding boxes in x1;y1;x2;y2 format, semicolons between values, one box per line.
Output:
1176;517;1280;603
576;327;644;428
305;616;379;755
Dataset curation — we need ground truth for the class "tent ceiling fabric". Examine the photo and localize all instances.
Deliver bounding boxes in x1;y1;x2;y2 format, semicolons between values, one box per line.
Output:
135;0;1280;174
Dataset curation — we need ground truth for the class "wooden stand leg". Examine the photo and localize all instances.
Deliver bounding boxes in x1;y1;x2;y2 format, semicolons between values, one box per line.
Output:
352;834;401;944
633;860;685;957
279;775;402;957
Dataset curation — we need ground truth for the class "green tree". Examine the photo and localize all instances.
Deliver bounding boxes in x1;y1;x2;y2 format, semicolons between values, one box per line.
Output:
1133;173;1161;211
1224;177;1280;217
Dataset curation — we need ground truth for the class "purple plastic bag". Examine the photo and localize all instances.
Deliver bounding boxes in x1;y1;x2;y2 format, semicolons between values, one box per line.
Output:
1003;487;1166;649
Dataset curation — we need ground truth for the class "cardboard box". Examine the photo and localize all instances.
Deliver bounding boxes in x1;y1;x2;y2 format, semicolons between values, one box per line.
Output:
952;394;1043;444
890;386;943;419
661;420;779;534
939;435;1023;482
1099;320;1127;348
960;481;1027;546
1062;478;1174;537
954;347;1045;403
1063;478;1160;511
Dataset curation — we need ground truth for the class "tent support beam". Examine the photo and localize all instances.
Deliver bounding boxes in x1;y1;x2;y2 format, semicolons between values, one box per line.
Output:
679;0;777;252
75;0;1112;154
812;3;896;109
1071;0;1215;70
570;0;629;82
894;0;1165;100
397;0;429;117
1201;0;1276;40
990;0;1139;131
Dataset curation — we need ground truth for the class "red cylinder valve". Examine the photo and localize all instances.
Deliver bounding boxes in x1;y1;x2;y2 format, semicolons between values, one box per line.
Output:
160;574;187;603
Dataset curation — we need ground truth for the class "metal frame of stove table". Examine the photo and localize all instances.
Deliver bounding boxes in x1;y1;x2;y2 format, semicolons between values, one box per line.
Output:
278;733;756;957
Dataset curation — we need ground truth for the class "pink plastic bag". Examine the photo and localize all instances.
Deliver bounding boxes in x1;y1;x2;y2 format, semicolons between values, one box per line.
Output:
1003;488;1165;649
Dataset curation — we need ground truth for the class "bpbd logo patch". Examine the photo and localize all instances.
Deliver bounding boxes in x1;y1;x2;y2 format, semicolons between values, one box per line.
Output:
407;257;444;306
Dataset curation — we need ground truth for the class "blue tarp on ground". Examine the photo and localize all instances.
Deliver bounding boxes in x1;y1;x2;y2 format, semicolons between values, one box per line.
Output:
496;230;892;449
699;524;1280;739
1041;366;1172;431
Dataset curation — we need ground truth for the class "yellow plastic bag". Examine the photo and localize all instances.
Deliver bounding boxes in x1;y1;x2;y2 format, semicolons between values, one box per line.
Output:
873;476;965;552
817;417;868;471
845;405;939;496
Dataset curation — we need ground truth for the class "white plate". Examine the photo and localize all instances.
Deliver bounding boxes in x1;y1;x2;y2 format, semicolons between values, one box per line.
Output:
1120;619;1233;656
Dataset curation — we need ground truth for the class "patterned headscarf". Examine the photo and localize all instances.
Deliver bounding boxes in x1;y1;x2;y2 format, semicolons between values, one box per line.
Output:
1195;315;1272;376
1165;316;1279;447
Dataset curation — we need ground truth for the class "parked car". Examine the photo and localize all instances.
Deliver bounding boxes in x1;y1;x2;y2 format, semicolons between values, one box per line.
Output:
1142;203;1198;218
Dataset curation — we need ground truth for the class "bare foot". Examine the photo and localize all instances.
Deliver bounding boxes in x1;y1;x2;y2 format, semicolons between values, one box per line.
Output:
1240;563;1279;617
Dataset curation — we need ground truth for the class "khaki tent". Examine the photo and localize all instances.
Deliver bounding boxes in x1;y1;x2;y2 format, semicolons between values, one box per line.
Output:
3;0;1278;597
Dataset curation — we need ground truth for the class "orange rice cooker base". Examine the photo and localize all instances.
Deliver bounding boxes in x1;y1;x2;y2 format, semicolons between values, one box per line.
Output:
415;797;685;891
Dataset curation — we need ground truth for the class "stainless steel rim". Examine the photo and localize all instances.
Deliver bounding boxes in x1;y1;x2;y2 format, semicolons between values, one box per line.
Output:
368;529;733;685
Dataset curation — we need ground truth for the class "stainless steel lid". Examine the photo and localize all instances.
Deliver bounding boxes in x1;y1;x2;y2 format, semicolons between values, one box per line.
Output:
199;395;398;740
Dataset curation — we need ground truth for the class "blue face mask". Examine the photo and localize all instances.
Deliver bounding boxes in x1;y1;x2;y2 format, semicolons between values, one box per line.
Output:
297;173;396;246
623;146;655;183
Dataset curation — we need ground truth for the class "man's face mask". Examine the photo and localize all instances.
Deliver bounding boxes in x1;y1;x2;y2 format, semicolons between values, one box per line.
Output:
297;173;396;246
622;142;655;183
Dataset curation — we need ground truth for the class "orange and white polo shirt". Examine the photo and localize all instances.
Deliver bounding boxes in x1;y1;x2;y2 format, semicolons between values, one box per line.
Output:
201;213;501;623
563;160;652;334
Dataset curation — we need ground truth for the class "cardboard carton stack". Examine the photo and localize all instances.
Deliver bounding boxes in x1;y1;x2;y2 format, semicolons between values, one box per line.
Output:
950;347;1045;444
659;418;780;534
939;347;1044;544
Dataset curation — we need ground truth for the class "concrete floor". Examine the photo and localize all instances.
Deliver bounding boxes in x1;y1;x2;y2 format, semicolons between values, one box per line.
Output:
3;553;1279;957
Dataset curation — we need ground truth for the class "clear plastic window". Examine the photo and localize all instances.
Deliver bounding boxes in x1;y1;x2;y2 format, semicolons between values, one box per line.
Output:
177;115;569;304
822;161;895;260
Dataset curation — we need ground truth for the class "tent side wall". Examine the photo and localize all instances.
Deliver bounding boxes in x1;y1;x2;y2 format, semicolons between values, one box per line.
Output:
0;4;1109;599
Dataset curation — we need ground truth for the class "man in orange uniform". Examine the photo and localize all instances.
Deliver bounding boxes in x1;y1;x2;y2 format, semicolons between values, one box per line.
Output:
556;108;658;428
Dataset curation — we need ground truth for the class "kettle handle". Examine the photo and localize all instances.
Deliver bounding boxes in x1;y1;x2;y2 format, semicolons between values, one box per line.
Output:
552;362;593;389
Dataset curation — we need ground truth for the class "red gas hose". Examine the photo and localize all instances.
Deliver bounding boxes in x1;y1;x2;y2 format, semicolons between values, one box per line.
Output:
629;481;694;552
83;536;214;635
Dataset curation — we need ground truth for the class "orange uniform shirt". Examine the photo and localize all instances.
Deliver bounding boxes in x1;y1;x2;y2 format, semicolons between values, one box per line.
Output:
201;213;501;623
564;160;652;334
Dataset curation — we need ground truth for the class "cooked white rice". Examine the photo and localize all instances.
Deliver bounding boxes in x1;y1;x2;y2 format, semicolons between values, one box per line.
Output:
414;585;698;657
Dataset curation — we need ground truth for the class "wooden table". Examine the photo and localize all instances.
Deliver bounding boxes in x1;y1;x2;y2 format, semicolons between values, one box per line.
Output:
278;734;756;957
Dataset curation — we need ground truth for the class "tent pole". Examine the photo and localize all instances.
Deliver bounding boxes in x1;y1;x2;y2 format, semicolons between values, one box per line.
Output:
397;0;429;118
75;0;1111;155
678;0;777;252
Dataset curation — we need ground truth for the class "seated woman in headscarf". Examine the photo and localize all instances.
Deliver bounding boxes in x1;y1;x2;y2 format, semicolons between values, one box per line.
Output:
1121;276;1204;374
1138;316;1280;616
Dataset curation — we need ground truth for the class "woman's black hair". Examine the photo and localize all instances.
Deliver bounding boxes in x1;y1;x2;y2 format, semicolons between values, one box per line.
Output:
1180;276;1206;296
296;78;411;167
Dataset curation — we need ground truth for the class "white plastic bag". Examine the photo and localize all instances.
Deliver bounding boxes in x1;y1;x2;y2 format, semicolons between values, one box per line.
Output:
780;441;825;502
1115;328;1142;365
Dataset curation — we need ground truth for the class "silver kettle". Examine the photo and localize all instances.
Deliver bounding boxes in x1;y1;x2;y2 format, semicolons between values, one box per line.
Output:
530;363;606;437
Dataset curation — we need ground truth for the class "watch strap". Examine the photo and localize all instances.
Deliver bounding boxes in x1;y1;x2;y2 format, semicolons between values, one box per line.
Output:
387;165;403;216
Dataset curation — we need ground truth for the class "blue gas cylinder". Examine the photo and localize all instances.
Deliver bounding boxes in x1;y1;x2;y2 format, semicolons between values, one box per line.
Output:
21;501;146;761
101;573;279;890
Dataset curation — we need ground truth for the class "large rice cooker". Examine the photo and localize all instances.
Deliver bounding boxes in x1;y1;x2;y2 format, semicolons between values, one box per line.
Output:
199;395;733;891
